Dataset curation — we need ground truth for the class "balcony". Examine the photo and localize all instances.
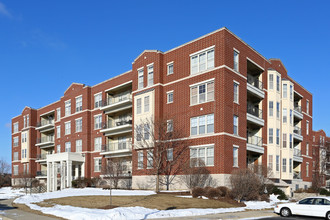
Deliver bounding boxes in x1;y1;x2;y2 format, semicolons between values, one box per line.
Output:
293;105;303;120
293;148;303;163
293;171;301;179
100;93;132;115
293;126;303;142
246;135;264;154
247;75;265;99
36;154;47;162
36;170;47;177
35;136;55;147
246;105;264;127
36;120;55;132
100;142;132;157
100;120;132;137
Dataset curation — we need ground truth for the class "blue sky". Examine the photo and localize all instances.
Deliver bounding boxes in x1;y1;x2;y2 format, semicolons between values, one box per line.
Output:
1;0;329;164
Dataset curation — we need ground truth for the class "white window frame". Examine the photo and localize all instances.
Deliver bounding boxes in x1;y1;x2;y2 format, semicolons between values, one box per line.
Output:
276;102;280;119
65;142;71;152
147;63;154;87
269;101;274;117
283;108;287;123
306;120;309;135
138;151;143;169
13;136;19;147
233;145;239;167
190;114;214;136
190;79;215;105
167;62;174;75
56;126;61;139
65;100;71;116
13;122;19;133
190;144;214;167
75;95;82;112
167;91;173;104
276;75;280;92
13;165;18;176
233;49;239;72
269;128;273;144
167;148;173;161
147;150;153;169
57;144;61;153
138;67;144;89
276;129;280;145
13;152;18;161
283;84;287;98
306;100;309;114
268;155;273;170
306;142;309;156
167;120;173;133
94;114;102;130
65;121;71;135
306;162;309;177
56;108;61;121
269;74;273;90
76;139;82;152
233;81;239;104
94;157;102;172
75;118;82;133
276;155;280;172
233;115;238;135
94;137;102;151
289;158;292;173
282;158;287;172
94;92;102;108
190;46;215;75
144;96;149;113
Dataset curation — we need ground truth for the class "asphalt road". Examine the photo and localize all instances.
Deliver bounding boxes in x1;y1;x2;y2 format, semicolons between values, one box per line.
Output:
259;216;325;220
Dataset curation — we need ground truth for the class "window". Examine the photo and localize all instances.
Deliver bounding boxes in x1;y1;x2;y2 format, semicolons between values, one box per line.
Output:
233;82;239;103
13;152;18;161
94;93;102;108
26;115;29;127
269;128;273;144
65;121;71;135
56;126;61;138
94;115;102;130
21;132;27;143
190;114;214;136
313;136;315;142
138;68;144;89
167;120;173;132
191;47;214;74
289;158;292;173
190;80;214;105
306;163;309;177
276;102;280;119
289;134;293;148
290;109;293;125
144;96;149;113
75;96;82;112
268;155;273;170
306;121;309;135
13;122;19;133
306;143;309;156
144;124;150;140
13;137;19;147
269;101;273;117
23;116;26;128
136;125;142;141
233;115;238;135
306;100;309;114
65;100;71;116
65;142;71;152
167;148;173;161
167;62;174;75
94;137;102;151
190;145;214;166
21;149;26;159
167;91;173;103
136;98;142;114
94;158;101;172
276;129;280;145
233;50;239;71
283;158;287;172
147;64;153;86
276;75;280;92
56;108;61;121
76;139;82;152
147;150;153;169
269;74;273;90
283;84;287;98
283;108;287;123
276;155;279;171
13;165;18;176
290;85;293;100
75;118;82;132
233;146;238;167
138;151;143;169
283;133;287;148
57;145;61;153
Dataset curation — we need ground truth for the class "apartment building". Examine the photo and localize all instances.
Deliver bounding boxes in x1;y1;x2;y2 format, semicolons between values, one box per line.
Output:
12;27;320;194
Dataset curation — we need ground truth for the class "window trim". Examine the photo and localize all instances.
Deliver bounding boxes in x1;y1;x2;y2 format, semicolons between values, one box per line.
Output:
138;67;144;89
189;144;215;167
190;114;214;136
167;90;174;104
190;46;215;75
94;114;102;130
64;121;71;135
167;61;174;75
190;79;215;106
75;117;82;133
233;80;239;104
233;145;239;167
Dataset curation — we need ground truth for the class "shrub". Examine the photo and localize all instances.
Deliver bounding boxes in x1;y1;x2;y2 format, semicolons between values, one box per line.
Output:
192;187;204;198
217;186;230;197
205;188;221;199
72;177;91;188
278;193;288;200
245;191;260;201
294;188;304;193
260;194;270;202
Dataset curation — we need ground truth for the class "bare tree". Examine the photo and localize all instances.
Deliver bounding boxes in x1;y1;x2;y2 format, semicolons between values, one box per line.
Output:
0;158;10;187
134;118;190;192
312;145;327;190
19;172;34;194
249;164;273;194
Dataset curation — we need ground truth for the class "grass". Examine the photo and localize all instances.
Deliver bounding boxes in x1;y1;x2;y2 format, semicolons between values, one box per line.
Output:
35;194;243;210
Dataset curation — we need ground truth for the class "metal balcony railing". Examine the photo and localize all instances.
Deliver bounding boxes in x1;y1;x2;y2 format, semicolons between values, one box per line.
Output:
37;136;54;144
102;94;132;107
101;142;132;152
36;171;47;176
37;119;54;127
294;148;301;157
247;104;263;119
293;171;301;179
247;75;263;90
247;135;263;147
101;119;132;129
294;126;302;136
294;105;302;113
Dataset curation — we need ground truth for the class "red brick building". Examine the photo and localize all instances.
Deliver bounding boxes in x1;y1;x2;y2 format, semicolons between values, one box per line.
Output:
11;27;322;193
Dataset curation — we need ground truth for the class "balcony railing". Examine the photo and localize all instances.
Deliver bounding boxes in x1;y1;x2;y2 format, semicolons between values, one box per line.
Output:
101;142;132;152
37;154;48;160
102;119;132;129
247;105;263;119
247;75;263;90
36;171;47;176
102;94;132;107
37;120;54;127
294;126;302;136
294;148;301;157
293;171;301;179
294;105;302;113
36;136;54;144
247;135;263;147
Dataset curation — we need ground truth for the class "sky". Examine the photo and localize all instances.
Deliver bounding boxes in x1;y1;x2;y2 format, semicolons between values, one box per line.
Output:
0;0;329;164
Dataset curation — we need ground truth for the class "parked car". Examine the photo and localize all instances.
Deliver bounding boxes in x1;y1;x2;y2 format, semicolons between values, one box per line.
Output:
274;197;330;219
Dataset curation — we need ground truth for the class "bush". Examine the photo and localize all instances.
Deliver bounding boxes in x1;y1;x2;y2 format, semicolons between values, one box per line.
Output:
278;193;288;200
294;188;304;193
192;187;205;198
217;186;230;197
72;177;91;188
269;186;287;200
260;194;270;202
205;188;221;199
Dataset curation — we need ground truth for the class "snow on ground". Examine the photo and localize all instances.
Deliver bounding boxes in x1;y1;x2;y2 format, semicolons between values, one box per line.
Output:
177;195;209;199
0;187;25;200
11;188;284;220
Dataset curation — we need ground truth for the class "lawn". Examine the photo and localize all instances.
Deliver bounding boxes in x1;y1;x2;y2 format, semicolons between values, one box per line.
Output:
35;193;242;210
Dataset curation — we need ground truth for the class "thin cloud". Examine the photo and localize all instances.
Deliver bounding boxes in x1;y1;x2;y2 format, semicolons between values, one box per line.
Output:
0;2;12;18
5;123;11;128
